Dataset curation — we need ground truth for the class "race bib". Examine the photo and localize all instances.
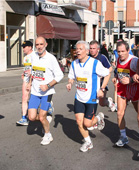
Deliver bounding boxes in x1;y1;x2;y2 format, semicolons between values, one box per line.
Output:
32;66;46;81
117;68;130;80
76;77;87;91
24;63;31;77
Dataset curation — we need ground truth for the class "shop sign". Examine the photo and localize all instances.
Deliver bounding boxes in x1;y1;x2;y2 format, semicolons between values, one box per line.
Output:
40;3;65;16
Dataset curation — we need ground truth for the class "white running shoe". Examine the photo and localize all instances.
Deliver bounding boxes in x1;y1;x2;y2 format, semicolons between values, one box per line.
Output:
47;115;52;123
40;134;53;145
48;101;54;115
115;136;129;147
97;112;105;130
87;123;98;131
16;118;28;126
108;97;116;112
80;141;93;152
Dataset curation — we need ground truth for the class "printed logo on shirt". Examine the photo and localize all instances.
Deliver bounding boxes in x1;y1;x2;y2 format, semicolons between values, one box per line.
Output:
32;66;46;81
117;68;130;79
76;77;87;91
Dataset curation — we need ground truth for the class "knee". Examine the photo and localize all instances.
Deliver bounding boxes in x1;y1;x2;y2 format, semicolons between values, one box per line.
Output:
28;111;36;121
39;115;45;123
28;115;36;121
117;110;124;120
76;118;83;129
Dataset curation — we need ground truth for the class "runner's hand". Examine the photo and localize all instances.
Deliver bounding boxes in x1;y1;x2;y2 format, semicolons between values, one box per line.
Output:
97;89;104;98
120;77;130;85
132;74;139;83
112;77;117;84
66;83;72;92
26;83;31;91
40;85;48;92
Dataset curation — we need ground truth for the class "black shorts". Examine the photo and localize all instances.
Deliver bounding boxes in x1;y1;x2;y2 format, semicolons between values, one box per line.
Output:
74;99;98;120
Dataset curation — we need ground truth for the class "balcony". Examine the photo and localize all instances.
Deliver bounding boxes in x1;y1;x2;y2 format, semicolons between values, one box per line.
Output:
57;0;89;10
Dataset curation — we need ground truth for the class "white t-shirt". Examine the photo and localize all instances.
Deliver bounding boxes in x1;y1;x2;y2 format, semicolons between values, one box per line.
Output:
31;51;64;96
23;51;35;83
68;57;109;103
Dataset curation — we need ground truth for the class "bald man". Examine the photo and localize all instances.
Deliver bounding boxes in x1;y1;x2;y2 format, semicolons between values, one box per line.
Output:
27;37;64;145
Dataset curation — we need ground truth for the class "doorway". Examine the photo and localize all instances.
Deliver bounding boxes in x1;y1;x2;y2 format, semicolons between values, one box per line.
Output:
7;26;25;68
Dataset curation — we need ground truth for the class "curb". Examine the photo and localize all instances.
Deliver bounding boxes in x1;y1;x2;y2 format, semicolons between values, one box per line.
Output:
0;74;68;96
0;86;22;95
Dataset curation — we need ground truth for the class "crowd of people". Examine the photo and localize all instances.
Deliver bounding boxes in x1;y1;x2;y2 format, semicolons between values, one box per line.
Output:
17;37;139;152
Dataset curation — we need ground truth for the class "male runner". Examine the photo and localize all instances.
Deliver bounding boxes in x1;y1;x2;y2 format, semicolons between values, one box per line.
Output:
112;41;139;147
89;40;115;112
27;37;63;145
66;41;111;152
16;41;34;125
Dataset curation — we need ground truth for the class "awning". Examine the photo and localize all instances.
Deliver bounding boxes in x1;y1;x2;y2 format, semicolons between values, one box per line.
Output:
36;15;81;40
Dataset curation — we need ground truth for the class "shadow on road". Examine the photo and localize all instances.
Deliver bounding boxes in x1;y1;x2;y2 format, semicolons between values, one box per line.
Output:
67;104;74;112
53;114;84;144
26;121;43;137
101;118;139;161
0;115;4;119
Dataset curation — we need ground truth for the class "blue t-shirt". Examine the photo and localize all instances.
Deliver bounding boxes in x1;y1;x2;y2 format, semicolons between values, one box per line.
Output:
96;53;111;69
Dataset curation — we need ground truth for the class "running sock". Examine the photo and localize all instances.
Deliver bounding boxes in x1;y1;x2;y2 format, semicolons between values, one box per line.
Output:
45;132;51;138
22;116;26;119
84;136;92;143
120;129;126;138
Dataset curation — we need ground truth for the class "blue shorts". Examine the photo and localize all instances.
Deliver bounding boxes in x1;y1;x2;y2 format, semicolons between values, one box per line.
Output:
74;99;98;120
28;94;52;111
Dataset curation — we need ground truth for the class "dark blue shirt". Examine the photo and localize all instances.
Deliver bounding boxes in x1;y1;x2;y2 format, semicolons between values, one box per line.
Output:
95;53;111;69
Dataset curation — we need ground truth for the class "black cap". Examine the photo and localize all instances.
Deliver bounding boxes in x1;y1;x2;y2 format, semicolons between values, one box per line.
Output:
21;41;33;47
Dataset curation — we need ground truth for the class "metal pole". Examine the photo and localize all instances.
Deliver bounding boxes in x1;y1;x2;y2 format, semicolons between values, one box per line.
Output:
108;21;110;45
100;0;103;45
129;31;131;49
118;21;120;39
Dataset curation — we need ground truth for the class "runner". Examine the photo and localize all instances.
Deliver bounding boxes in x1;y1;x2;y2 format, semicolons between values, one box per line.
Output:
66;40;111;152
89;40;115;112
27;37;63;145
112;41;139;147
16;41;34;126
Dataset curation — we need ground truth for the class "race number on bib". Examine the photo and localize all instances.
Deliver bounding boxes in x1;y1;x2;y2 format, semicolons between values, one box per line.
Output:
117;68;130;80
76;77;87;91
32;66;46;81
24;63;31;77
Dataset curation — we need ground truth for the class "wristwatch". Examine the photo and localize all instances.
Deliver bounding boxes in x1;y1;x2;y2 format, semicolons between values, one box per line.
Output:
100;87;105;92
47;84;51;89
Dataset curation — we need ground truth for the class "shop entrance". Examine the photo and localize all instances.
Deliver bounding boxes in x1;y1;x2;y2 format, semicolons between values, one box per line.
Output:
7;26;25;68
6;13;26;68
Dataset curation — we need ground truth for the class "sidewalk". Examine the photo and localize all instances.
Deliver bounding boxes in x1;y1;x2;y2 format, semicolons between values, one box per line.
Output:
0;68;68;95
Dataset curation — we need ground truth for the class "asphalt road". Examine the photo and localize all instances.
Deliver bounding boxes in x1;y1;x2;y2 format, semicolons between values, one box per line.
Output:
0;77;139;170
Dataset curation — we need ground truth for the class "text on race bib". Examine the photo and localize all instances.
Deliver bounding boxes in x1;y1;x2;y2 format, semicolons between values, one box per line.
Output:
32;66;46;81
76;77;88;91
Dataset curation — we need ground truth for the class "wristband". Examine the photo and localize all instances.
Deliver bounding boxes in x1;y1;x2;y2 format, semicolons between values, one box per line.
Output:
100;87;105;92
47;84;51;89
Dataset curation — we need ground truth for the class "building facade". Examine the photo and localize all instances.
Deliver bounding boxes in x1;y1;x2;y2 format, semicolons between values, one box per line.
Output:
0;0;99;72
94;0;139;49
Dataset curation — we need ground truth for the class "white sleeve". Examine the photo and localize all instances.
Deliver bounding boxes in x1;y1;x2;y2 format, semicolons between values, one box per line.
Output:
96;60;109;77
130;57;138;72
68;62;75;80
51;56;64;83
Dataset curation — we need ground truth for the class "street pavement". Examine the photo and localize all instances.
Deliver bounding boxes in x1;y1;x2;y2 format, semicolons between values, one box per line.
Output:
0;69;139;170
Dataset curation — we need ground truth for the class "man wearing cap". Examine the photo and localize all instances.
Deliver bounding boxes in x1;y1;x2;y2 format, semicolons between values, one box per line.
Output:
16;41;34;125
